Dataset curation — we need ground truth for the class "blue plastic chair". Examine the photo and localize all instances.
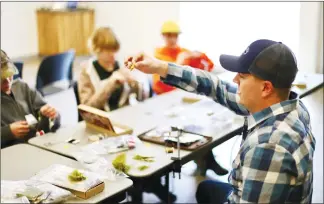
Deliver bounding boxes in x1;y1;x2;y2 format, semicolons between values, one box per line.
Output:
13;62;23;80
72;81;83;122
36;49;75;96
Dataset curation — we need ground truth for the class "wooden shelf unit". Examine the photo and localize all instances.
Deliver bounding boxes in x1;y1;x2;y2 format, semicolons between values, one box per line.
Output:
36;9;95;56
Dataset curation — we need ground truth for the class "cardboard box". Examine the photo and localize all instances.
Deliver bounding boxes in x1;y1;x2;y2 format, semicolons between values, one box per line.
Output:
60;181;105;199
78;104;133;136
31;164;106;200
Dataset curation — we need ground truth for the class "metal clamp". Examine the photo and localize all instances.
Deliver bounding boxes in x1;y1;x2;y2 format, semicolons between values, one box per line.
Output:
170;126;183;179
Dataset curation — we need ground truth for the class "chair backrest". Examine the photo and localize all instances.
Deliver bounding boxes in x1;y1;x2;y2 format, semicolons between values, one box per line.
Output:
148;74;155;97
13;62;23;79
72;81;83;122
36;49;75;92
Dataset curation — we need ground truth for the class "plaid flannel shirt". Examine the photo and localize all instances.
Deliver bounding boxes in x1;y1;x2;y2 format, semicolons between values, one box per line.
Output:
162;63;315;203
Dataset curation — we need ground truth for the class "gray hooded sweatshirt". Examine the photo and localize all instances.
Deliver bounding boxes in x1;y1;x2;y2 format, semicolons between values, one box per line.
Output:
1;79;60;148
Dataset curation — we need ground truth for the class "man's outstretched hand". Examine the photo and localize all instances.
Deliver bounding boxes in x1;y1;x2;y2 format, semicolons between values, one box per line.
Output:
124;53;169;78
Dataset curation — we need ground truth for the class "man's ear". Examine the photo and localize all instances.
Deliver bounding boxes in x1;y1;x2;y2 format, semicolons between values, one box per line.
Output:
261;81;274;98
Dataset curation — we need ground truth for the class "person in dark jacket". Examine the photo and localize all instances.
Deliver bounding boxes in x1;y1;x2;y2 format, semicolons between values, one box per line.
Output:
1;50;61;148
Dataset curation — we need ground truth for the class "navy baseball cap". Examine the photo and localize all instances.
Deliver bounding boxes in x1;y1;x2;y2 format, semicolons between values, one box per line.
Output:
219;39;298;88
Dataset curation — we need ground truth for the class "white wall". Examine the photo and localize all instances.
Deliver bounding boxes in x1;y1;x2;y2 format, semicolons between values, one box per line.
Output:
0;1;90;59
92;2;322;74
317;2;323;74
90;2;180;63
298;2;323;73
1;1;322;75
1;1;179;60
0;2;45;58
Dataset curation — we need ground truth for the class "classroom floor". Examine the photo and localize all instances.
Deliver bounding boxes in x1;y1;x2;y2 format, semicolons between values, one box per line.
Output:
17;56;323;203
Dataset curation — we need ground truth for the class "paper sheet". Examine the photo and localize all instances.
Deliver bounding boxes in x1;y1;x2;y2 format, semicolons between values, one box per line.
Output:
30;164;103;193
1;180;72;203
164;133;204;144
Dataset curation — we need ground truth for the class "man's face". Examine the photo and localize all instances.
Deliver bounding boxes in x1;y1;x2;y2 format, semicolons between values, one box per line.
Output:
1;76;13;93
233;73;263;111
162;33;179;47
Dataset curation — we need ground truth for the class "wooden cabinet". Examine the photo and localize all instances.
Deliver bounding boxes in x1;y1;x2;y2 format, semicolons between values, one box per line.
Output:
36;9;94;56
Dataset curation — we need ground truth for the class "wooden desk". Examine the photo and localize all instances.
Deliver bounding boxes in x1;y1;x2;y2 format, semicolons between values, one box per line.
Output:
1;144;133;203
36;9;94;56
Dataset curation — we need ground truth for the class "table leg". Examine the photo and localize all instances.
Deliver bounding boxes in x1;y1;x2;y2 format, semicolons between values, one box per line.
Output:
131;181;143;203
166;172;170;204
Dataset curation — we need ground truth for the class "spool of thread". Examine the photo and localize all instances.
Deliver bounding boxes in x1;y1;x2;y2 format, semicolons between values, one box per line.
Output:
36;130;45;136
127;139;136;149
165;147;174;153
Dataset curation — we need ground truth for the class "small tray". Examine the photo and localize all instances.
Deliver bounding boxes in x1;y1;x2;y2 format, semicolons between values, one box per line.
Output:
138;128;212;151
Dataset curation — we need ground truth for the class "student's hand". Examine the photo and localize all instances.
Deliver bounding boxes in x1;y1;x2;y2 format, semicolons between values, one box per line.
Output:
190;51;202;58
176;51;191;65
10;121;30;138
40;104;57;119
119;68;137;83
111;71;126;84
124;53;169;78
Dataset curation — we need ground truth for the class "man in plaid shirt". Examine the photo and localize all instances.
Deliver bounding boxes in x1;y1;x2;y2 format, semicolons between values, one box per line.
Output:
125;39;315;203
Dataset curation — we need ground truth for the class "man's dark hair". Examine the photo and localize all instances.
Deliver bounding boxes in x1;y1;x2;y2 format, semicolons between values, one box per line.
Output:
275;87;291;100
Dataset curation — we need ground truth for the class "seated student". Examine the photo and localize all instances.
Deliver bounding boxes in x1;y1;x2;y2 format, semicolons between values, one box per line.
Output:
1;50;61;148
153;21;215;94
176;50;214;72
154;21;228;176
78;27;149;112
78;27;174;203
153;20;189;95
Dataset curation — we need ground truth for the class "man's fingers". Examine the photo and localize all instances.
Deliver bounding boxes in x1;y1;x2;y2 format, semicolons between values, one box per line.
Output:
45;111;56;118
19;129;30;134
126;61;133;68
133;53;145;63
18;121;28;125
49;111;57;119
42;106;50;113
20;124;30;131
124;56;133;67
42;108;49;114
48;107;56;114
42;104;50;110
135;61;146;69
41;105;56;117
125;53;147;71
41;104;52;114
17;126;30;135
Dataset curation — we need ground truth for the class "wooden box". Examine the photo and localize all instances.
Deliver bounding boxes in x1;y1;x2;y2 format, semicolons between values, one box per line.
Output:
31;164;105;200
78;104;133;136
64;182;105;199
36;8;94;56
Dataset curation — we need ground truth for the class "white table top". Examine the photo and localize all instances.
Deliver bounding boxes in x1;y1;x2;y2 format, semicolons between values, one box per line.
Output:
28;123;176;178
29;89;243;177
105;89;202;136
1;144;133;203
